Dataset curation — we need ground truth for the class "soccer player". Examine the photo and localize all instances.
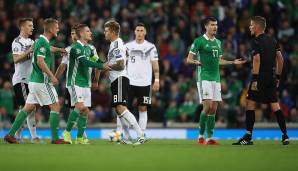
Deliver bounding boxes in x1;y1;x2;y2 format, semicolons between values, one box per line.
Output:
4;18;69;144
103;19;145;145
233;16;289;145
186;17;245;145
121;23;159;138
61;24;107;144
55;26;100;143
11;18;40;143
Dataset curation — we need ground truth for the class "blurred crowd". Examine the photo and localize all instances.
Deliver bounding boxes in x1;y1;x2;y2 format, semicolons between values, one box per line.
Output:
0;0;297;128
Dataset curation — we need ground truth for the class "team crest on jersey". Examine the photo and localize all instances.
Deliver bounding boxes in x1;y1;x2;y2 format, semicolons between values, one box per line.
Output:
191;43;194;49
40;47;46;53
113;49;120;56
14;47;19;52
76;49;81;54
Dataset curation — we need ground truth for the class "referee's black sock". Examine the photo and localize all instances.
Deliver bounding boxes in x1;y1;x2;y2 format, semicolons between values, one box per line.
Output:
245;110;255;135
274;110;287;135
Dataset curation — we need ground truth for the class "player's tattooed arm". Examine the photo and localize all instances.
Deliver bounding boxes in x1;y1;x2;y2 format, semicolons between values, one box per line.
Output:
186;53;201;65
109;59;125;71
13;45;34;63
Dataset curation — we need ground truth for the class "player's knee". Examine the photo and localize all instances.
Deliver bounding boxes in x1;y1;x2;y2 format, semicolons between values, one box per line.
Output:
23;104;35;113
270;103;281;112
50;103;60;112
115;105;127;115
138;106;147;112
75;103;87;113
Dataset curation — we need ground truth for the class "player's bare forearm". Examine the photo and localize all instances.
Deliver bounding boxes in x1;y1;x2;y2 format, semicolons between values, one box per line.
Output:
219;58;233;65
13;47;33;63
55;63;66;79
252;54;260;75
94;69;101;83
109;60;125;71
37;57;55;78
152;60;160;80
50;46;66;53
219;57;246;65
186;53;200;65
276;51;284;75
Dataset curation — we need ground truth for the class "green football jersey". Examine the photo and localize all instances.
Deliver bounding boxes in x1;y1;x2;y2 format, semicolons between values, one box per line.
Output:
30;35;52;83
67;40;95;88
189;34;222;82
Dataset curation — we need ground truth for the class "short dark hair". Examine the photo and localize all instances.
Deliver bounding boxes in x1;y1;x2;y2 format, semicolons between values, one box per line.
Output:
18;18;33;28
75;24;88;38
136;22;145;28
251;16;266;30
204;17;217;26
104;19;120;35
71;24;79;32
43;18;58;32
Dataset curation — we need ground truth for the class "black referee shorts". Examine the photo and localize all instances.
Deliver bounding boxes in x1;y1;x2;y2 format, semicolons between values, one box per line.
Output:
13;82;29;107
111;76;129;107
247;74;278;103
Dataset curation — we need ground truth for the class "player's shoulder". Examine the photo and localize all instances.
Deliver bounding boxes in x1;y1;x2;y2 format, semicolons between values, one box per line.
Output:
12;36;22;45
112;38;124;48
144;40;156;48
125;40;135;48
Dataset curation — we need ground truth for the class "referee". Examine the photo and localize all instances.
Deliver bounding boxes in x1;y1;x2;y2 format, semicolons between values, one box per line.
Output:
233;16;289;145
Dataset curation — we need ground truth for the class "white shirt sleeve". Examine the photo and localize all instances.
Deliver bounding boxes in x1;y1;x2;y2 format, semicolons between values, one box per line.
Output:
115;42;126;61
12;41;22;55
150;45;158;61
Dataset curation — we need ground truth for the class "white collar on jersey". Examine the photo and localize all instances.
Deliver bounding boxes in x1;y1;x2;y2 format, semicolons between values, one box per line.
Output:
203;34;216;41
40;35;49;43
77;40;84;46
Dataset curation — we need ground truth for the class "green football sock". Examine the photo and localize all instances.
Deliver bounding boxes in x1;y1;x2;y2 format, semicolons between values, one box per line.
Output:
77;114;87;138
50;111;60;141
66;109;80;132
206;115;215;138
199;112;207;136
8;109;28;136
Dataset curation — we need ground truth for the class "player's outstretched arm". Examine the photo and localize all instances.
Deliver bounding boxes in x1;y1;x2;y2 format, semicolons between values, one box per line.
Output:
186;53;201;65
50;46;66;53
79;57;104;69
92;69;101;89
109;59;125;71
219;57;247;65
13;45;34;63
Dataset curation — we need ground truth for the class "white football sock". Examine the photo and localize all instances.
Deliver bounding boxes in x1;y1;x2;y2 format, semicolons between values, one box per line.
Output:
118;116;131;140
119;109;143;138
116;117;122;133
27;111;37;139
138;111;148;132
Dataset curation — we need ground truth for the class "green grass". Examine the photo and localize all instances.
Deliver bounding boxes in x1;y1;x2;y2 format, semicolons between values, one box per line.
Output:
0;140;297;171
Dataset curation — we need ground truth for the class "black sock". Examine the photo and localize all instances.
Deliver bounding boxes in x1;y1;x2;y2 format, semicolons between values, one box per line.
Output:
246;110;255;134
275;110;287;135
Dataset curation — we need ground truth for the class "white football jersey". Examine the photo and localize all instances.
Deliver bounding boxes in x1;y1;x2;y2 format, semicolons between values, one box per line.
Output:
126;40;158;86
11;36;34;85
107;38;128;83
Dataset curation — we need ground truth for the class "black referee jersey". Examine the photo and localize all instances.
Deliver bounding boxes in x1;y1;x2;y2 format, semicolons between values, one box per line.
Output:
247;33;281;103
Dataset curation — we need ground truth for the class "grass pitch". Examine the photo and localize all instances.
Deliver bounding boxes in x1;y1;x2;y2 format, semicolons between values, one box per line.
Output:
0;139;297;171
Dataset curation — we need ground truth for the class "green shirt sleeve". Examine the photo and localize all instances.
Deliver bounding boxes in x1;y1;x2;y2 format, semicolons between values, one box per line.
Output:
35;41;47;58
189;38;201;55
